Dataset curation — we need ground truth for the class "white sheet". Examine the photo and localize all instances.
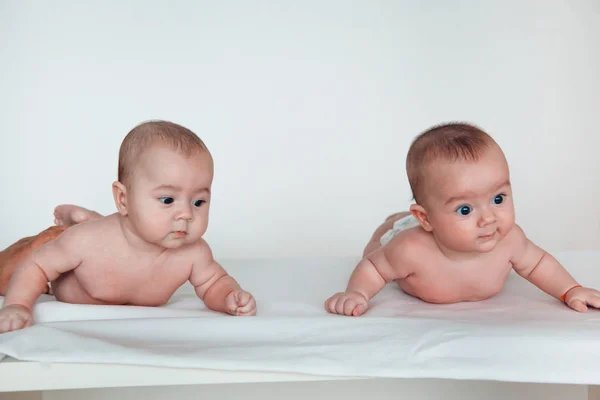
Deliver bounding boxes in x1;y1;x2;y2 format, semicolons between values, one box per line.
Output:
1;251;599;385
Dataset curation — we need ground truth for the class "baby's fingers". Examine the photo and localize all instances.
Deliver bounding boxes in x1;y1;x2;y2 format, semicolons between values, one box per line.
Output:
0;319;10;333
568;299;588;313
237;296;256;315
236;291;251;307
584;293;600;310
0;313;29;333
343;298;357;316
8;317;27;332
325;294;341;314
225;292;239;314
335;296;349;315
352;303;367;317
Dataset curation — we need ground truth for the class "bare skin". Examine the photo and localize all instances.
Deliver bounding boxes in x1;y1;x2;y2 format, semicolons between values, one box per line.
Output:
0;206;87;296
0;226;68;296
0;146;256;333
54;204;101;226
326;145;600;317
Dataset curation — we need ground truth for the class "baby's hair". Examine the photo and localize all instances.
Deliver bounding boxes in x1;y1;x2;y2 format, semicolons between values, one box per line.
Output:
118;120;208;185
406;122;497;204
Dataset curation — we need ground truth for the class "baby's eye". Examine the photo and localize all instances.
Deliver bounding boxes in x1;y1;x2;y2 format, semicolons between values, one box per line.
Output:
193;199;205;207
159;197;174;205
456;205;472;216
493;194;505;205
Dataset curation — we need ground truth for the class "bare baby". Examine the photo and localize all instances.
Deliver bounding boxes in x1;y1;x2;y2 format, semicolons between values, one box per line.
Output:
326;123;600;316
0;120;256;333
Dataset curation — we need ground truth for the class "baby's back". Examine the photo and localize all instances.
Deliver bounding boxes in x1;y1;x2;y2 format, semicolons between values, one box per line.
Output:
51;214;194;306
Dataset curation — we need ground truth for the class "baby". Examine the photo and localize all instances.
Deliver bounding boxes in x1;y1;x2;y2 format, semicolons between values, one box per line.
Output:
0;120;256;333
325;123;600;316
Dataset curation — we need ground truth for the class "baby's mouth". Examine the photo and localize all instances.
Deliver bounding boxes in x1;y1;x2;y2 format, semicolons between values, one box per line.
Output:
479;230;497;240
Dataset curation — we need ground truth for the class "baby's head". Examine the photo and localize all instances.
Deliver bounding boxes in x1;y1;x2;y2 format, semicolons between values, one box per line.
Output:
406;122;515;255
113;120;214;249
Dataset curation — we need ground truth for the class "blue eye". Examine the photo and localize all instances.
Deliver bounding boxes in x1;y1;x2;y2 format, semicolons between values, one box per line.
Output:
493;194;505;205
456;205;472;216
159;197;174;205
193;200;205;207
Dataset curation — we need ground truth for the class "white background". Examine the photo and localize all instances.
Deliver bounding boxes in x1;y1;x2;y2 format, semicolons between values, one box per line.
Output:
1;0;599;258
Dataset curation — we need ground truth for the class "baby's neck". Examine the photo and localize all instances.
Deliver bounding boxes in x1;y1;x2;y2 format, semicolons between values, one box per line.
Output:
117;215;166;256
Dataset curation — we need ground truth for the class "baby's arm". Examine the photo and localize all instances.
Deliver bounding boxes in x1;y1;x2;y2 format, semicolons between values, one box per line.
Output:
325;242;410;317
510;225;600;312
188;240;256;316
0;229;82;332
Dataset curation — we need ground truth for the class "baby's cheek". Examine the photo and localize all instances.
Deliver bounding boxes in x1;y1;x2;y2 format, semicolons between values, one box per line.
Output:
197;210;210;227
195;218;209;237
457;230;476;245
450;225;477;246
147;217;169;236
499;210;515;231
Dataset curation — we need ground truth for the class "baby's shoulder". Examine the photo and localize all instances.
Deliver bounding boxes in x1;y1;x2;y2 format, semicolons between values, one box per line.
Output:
60;214;123;247
499;223;530;259
384;228;433;264
173;238;213;262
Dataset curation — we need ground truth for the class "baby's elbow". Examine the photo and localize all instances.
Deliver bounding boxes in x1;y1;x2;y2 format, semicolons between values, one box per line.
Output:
366;250;396;283
31;260;53;282
514;251;547;279
512;263;531;278
193;267;227;297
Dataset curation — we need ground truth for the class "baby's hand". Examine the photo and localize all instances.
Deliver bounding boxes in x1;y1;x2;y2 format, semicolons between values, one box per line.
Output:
0;304;33;333
225;290;256;316
564;287;600;312
325;291;369;317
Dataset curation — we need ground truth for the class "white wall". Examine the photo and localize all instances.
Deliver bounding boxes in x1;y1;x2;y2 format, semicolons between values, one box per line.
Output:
1;0;598;259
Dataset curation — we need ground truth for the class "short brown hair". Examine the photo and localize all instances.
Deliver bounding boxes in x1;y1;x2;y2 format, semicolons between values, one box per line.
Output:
406;122;496;203
118;120;208;185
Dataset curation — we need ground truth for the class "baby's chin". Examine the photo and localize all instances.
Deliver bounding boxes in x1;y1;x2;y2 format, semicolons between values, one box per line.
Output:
473;238;502;253
449;238;500;254
160;236;204;250
474;243;498;253
160;242;185;250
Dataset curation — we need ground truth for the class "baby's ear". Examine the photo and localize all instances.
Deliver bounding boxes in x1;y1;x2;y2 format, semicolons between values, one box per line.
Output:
112;181;128;216
409;204;433;232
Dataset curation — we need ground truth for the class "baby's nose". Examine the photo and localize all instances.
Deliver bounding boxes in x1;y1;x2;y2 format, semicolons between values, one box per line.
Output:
176;204;193;220
478;209;496;226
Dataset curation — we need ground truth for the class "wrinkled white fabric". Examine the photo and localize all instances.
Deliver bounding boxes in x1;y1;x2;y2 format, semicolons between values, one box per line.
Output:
1;251;599;384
